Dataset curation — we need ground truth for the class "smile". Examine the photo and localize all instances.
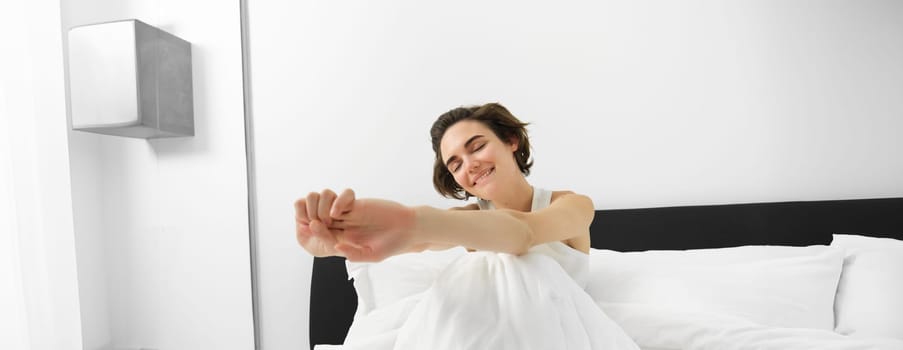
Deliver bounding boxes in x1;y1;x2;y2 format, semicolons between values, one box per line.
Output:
473;167;495;186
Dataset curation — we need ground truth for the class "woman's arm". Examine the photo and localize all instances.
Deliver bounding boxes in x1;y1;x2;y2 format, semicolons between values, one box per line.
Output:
410;192;594;255
409;206;533;255
325;190;594;262
407;203;480;253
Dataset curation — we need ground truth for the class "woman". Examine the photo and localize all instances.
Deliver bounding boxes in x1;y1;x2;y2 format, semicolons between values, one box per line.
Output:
295;103;638;349
295;103;592;261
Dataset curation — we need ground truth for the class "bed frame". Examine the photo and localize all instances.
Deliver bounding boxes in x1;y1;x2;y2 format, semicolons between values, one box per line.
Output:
309;197;903;349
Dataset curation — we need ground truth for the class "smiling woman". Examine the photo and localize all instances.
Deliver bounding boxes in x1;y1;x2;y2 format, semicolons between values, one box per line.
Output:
293;103;638;349
431;103;533;202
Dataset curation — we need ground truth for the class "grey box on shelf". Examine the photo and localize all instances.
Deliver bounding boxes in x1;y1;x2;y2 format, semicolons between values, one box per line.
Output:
67;19;193;138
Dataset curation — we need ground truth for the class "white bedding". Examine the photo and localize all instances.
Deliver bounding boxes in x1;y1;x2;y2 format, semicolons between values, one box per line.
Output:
587;246;844;330
323;302;903;350
601;302;903;350
326;242;902;349
313;345;344;350
342;250;639;350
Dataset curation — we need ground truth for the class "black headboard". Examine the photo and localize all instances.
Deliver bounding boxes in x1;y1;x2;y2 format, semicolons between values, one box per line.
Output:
309;197;903;348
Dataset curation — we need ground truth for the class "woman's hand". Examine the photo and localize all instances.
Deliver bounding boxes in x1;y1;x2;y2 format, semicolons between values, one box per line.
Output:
329;198;420;262
294;189;353;258
294;188;421;261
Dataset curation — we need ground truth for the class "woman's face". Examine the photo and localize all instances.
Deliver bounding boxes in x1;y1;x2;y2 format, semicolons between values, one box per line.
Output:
439;120;519;200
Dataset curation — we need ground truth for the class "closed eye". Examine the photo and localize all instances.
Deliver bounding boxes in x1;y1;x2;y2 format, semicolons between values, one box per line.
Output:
446;137;487;173
452;143;486;172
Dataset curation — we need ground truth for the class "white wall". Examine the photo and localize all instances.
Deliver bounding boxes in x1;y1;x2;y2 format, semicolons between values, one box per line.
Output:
247;0;903;348
1;1;84;349
61;0;256;349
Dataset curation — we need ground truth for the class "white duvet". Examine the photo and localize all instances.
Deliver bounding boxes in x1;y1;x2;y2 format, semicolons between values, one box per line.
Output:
601;302;903;350
333;248;903;350
341;250;640;350
336;303;903;350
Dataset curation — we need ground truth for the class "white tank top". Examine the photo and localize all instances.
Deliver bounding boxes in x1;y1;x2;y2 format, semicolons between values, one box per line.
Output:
477;187;590;289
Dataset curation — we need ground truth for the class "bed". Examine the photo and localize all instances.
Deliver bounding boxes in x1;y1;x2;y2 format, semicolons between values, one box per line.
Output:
309;197;903;349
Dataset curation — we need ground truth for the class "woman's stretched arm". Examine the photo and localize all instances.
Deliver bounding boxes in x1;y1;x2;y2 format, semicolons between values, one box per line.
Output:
408;206;533;255
295;189;594;262
407;192;594;255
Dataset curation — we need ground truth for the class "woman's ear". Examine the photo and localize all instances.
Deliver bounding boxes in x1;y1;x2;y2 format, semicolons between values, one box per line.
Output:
508;137;519;152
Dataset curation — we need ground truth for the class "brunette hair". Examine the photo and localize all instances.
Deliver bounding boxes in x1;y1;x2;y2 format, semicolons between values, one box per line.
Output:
430;102;533;200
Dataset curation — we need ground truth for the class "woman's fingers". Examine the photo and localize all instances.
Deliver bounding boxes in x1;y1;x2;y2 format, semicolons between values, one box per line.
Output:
303;188;349;225
306;192;320;223
294;188;364;258
327;220;347;230
317;189;337;226
294;198;310;225
330;188;356;218
294;190;362;258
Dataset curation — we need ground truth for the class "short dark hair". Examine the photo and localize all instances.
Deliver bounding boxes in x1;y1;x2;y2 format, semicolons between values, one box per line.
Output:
430;102;533;200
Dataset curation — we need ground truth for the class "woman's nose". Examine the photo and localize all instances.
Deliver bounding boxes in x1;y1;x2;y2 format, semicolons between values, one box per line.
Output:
467;158;481;173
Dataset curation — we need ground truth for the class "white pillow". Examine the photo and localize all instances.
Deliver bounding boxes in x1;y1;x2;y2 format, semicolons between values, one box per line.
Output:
831;234;903;339
587;245;844;330
346;247;467;315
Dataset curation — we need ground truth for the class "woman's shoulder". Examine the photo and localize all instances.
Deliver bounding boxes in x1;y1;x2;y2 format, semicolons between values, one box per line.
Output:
549;190;590;204
547;190;592;254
